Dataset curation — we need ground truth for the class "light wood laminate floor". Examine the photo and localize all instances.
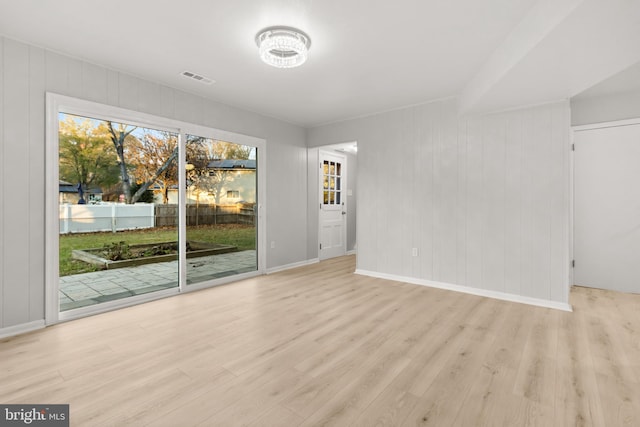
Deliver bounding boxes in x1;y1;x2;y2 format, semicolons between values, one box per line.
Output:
1;255;639;426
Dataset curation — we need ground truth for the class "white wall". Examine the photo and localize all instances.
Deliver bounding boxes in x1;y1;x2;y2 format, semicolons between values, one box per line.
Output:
308;98;571;306
0;36;308;330
571;89;640;126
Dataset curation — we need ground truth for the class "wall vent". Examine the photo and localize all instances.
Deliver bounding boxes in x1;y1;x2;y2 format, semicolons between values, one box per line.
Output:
181;71;215;85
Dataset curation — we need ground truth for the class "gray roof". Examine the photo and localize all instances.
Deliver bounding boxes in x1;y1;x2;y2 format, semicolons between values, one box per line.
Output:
207;159;256;170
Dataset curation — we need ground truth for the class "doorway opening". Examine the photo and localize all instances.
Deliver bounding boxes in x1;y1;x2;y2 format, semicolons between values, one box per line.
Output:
316;142;357;261
573;118;640;294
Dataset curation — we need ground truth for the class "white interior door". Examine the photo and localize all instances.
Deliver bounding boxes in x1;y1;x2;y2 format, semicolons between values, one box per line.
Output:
319;151;346;260
574;121;640;293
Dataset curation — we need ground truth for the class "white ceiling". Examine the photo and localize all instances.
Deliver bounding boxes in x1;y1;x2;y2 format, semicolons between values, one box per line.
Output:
0;0;638;127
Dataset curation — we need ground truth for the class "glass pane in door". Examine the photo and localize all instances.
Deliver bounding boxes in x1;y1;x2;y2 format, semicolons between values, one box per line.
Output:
58;113;179;311
185;135;257;284
322;158;343;207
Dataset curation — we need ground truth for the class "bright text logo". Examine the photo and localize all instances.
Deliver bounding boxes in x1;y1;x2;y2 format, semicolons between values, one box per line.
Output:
0;405;68;426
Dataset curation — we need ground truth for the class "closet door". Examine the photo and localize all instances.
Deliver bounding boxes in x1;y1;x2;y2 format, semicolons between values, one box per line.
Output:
574;122;640;293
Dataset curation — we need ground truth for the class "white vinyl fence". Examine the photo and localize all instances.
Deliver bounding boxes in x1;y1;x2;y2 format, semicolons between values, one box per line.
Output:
59;203;155;234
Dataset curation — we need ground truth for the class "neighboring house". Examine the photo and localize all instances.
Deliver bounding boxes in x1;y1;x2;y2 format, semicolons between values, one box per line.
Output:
203;159;256;205
159;159;256;205
59;180;103;204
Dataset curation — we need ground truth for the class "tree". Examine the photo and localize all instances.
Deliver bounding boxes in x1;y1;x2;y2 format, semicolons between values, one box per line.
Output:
106;121;178;204
128;132;179;204
58;116;119;194
106;122;137;204
129;182;155;203
211;141;252;161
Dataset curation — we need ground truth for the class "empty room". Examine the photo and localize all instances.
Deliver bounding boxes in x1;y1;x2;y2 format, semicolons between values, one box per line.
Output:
1;0;640;425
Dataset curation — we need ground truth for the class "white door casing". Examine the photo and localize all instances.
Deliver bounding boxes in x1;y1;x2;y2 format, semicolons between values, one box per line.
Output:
574;120;640;294
319;150;346;260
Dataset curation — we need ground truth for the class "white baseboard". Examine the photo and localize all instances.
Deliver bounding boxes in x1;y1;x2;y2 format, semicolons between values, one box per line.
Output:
346;250;357;256
355;269;573;312
267;258;319;274
0;320;46;340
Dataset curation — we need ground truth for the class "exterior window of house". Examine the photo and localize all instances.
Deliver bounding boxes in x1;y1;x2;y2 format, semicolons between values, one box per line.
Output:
227;190;240;198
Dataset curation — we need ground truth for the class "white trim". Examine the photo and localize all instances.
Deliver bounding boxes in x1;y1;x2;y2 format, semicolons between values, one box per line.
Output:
183;270;262;292
45;93;61;325
563;104;572;304
355;269;573;312
47;93;183;133
346;249;357;256
573;117;640;132
0;320;46;340
257;145;267;275
184;122;266;149
267;258;319;274
59;288;180;322
569;130;575;289
178;132;188;292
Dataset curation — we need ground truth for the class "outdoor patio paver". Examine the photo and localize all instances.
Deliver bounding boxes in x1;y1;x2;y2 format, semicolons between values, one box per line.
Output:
59;250;257;311
63;290;102;300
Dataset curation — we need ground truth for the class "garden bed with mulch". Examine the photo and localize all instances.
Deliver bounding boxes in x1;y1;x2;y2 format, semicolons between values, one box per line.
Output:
71;241;237;269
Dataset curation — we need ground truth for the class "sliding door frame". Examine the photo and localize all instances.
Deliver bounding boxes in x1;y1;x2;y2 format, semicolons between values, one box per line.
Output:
45;93;266;324
180;123;266;292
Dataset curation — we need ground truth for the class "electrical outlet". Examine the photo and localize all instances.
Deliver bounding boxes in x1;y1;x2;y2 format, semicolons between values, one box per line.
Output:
412;248;419;257
271;241;276;249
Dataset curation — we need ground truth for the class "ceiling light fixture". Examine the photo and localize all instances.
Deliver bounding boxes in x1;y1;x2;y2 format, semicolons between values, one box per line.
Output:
255;26;311;69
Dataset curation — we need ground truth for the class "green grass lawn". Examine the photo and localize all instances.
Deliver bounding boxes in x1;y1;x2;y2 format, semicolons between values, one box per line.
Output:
60;224;256;276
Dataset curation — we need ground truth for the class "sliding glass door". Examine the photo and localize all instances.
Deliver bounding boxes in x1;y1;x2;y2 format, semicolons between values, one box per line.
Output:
47;94;265;322
185;136;258;285
57;113;179;311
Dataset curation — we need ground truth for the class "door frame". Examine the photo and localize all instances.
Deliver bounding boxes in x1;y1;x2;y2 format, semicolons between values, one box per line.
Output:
318;149;347;260
571;117;640;290
45;93;266;324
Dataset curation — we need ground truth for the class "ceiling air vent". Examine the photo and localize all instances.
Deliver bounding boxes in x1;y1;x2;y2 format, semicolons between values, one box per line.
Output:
181;71;215;85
